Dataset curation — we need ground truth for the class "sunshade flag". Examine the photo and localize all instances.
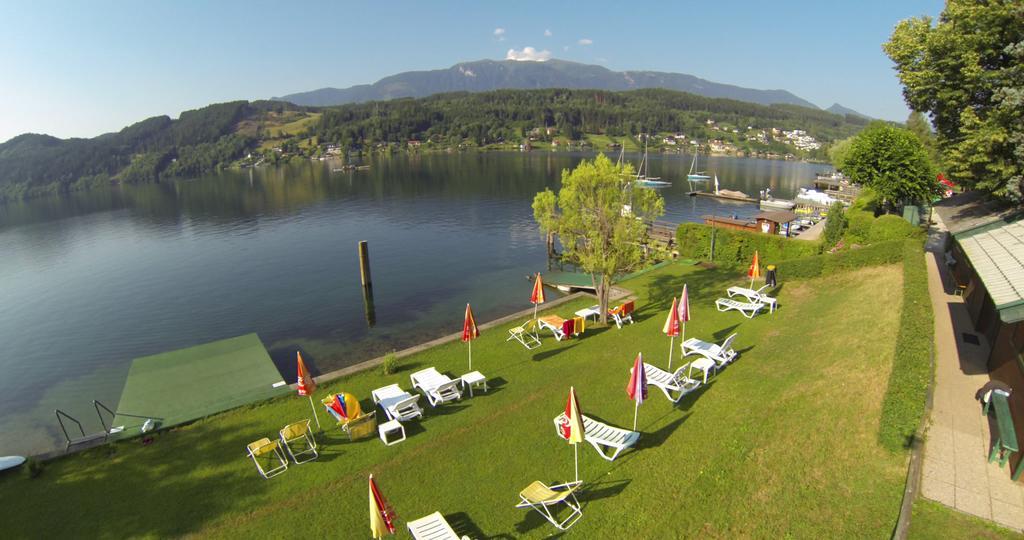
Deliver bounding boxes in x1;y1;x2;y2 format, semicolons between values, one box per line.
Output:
663;296;681;370
462;303;480;370
747;250;761;289
368;474;396;538
563;386;585;483
296;351;321;429
530;273;546;320
626;353;647;431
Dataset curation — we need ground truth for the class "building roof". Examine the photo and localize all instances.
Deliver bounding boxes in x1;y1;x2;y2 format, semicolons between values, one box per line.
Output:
754;211;797;223
933;191;1023;238
959;220;1024;323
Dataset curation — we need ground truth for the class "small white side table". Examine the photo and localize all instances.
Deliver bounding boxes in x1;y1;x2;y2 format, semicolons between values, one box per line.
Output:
460;371;488;397
761;297;778;314
574;305;602;321
687;357;717;384
378;419;406;446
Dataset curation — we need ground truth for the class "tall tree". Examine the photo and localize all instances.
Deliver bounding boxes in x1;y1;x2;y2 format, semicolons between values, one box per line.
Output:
884;1;1024;202
838;121;938;210
532;154;664;324
905;111;941;165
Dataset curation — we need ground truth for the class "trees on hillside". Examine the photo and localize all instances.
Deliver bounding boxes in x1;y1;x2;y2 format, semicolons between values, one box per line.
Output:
532;154;664;324
885;1;1024;202
838;122;938;210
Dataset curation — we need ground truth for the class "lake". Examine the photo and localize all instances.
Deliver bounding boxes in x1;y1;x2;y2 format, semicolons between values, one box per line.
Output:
0;151;830;455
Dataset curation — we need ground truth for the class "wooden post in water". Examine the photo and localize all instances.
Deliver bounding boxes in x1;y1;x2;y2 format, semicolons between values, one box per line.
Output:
358;241;372;288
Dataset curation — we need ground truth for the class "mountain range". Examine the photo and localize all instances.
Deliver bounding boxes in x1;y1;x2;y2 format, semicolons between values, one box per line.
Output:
826;103;872;120
276;59;827;110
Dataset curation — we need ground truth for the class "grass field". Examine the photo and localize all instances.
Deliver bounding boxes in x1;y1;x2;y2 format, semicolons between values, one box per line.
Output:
1;261;913;538
909;499;1020;539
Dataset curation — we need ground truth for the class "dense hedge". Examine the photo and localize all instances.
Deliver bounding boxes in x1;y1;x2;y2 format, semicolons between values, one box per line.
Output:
878;239;933;452
675;223;822;267
770;239;907;280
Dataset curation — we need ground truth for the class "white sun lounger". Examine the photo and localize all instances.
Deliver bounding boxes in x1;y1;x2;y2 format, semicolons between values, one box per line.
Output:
371;384;424;422
407;511;470;540
410;367;463;407
681;333;738;367
726;285;777;313
715;297;765;318
553;413;639;461
635;362;702;403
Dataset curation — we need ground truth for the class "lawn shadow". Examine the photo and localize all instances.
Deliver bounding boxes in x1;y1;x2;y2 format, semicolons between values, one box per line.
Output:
579;478;630;505
513;506;569;537
446;512;515;540
636;414;690;451
712;323;741;342
531;343;579;362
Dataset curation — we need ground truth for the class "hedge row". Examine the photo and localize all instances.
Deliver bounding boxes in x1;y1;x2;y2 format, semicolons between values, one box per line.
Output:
769;239;908;281
877;239;933;452
675;223;822;268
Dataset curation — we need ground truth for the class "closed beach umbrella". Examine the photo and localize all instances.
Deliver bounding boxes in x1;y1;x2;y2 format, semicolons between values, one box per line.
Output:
462;303;480;371
663;297;681;370
747;250;761;289
626;353;648;430
296;351;321;429
563;386;585;483
368;474;396;538
530;273;546;320
678;284;691;366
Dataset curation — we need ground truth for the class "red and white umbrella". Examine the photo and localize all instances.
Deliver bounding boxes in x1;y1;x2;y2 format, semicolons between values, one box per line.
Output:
462;303;480;370
296;351;320;429
530;273;546;320
677;284;691;368
748;250;761;289
368;474;396;538
626;353;648;431
663;296;681;370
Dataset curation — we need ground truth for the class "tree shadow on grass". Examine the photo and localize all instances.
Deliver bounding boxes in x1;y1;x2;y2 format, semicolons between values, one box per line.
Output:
711;323;741;342
446;511;515;540
531;343;579;362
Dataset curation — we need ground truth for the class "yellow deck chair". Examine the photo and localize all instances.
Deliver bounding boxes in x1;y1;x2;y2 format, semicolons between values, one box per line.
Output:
515;481;582;530
342;411;378;441
279;419;318;464
246;437;288;479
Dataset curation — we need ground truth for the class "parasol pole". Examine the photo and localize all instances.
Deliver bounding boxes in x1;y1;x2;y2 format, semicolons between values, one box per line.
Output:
667;334;675;371
468;339;472;371
633;398;640;431
308;395;321;430
573;443;579;483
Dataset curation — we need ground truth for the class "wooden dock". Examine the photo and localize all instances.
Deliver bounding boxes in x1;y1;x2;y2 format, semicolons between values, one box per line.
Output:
693;191;758;204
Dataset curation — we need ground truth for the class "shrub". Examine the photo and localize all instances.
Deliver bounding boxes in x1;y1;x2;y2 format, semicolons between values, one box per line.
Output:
878;239;933;451
845;210;876;244
675;223;821;268
823;202;848;247
380;352;399;375
869;214;918;243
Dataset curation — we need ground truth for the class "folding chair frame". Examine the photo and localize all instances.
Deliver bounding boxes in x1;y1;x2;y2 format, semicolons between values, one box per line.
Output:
279;420;319;464
516;481;583;531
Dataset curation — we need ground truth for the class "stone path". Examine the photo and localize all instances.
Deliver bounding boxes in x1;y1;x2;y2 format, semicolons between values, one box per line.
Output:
920;217;1024;530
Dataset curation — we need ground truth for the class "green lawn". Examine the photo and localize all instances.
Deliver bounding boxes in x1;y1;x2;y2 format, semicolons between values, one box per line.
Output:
909;499;1021;539
2;262;912;538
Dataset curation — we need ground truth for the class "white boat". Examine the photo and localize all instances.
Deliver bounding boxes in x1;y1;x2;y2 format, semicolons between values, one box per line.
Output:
634;137;668;187
760;198;797;210
687;154;711;181
0;456;26;472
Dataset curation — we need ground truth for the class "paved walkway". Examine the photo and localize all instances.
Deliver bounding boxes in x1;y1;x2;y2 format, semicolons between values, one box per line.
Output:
920;217;1024;530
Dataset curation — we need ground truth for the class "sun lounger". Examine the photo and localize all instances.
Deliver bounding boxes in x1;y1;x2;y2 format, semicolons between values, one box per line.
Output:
554;413;639;461
507;319;542;349
726;285;777;313
715;297;765;318
516;481;583;531
246;437;288;479
608;300;635;328
538;315;573;341
371;384;425;421
278;419;318;464
681;333;738;367
407;511;470;540
410;367;463;407
635;362;702;403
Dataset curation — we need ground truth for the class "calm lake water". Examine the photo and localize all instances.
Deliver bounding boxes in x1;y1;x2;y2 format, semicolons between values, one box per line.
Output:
0;151;829;455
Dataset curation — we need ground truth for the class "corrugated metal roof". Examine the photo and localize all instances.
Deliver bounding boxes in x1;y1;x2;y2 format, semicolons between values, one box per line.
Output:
960;220;1024;311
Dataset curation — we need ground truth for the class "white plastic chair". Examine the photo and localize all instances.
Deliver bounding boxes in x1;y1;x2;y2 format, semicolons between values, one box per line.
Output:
371;384;425;421
410;367;463;407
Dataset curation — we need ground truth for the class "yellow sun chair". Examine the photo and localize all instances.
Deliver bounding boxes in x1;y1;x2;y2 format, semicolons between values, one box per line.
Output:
342;411;378;441
246;437;288;479
515;480;582;530
279;419;318;464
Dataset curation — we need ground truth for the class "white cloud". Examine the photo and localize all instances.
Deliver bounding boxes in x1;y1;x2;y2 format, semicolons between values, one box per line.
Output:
544;29;553;37
563;45;570;52
506;47;552;62
578;38;593;46
493;28;506;41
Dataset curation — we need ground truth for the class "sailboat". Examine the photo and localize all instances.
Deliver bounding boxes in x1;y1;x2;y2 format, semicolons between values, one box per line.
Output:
635;137;671;188
687;153;711;181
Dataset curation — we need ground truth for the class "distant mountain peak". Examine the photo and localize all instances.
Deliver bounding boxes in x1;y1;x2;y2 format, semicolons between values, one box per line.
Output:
826;103;871;120
274;59;821;110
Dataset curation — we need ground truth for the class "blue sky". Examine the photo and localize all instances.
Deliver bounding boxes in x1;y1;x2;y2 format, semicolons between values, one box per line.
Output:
0;0;942;142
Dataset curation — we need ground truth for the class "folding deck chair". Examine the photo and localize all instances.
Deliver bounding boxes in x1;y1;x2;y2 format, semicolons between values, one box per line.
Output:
507;319;542;349
553;413;640;461
246;437;288;479
715;297;765;318
278;419;318;464
681;333;738;368
608;300;635;328
410;367;463;407
407;511;471;540
516;481;583;531
635;362;702;403
371;383;425;421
